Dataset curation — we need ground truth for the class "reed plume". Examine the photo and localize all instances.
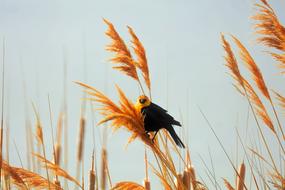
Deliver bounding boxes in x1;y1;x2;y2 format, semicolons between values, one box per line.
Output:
104;19;139;82
2;160;60;189
104;19;152;95
221;34;244;88
222;35;275;133
253;0;285;69
111;181;145;190
232;35;270;100
128;26;151;93
33;153;81;187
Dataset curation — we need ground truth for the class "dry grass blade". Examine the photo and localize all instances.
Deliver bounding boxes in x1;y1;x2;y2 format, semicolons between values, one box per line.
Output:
223;178;235;190
127;26;151;92
248;148;272;168
2;160;61;189
149;163;172;190
111;181;145;190
32;153;81;187
232;35;270;100
103;19;139;81
236;162;246;190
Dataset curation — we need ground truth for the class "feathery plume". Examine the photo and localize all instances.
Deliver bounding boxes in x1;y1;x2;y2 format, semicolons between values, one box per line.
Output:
243;79;275;133
222;35;275;133
2;160;61;189
104;19;139;81
253;0;285;69
33;153;81;187
128;26;151;92
111;181;145;190
221;34;244;87
232;35;270;100
76;81;181;179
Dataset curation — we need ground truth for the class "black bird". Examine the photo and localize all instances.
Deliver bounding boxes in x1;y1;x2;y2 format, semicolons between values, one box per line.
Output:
135;95;185;148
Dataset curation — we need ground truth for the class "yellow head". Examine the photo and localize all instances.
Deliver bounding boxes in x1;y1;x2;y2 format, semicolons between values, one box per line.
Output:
135;95;151;111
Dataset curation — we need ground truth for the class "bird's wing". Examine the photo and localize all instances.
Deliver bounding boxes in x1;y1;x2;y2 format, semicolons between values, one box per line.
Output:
150;102;168;113
143;103;181;126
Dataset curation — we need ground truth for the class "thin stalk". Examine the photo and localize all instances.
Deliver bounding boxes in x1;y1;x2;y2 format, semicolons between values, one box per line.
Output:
63;47;69;190
269;99;285;148
144;147;149;180
105;162;112;189
235;128;260;190
0;38;5;189
243;89;278;172
13;140;24;168
48;95;59;182
199;107;248;190
82;157;85;190
5;121;10;190
198;154;222;190
42;140;51;190
208;148;219;190
138;79;145;95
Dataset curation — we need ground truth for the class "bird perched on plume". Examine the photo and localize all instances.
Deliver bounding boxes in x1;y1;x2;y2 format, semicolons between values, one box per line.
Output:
135;95;185;148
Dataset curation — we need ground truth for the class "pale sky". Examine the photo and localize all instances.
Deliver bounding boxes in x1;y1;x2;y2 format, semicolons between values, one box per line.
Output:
1;0;285;189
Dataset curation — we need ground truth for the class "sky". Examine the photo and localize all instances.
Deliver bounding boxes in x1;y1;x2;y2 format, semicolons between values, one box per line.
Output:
1;0;285;189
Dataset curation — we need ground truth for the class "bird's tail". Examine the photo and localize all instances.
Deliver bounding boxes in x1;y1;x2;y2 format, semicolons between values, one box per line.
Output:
167;127;185;148
172;119;181;126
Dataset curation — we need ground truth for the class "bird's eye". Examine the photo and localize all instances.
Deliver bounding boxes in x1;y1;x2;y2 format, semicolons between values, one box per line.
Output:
139;98;146;104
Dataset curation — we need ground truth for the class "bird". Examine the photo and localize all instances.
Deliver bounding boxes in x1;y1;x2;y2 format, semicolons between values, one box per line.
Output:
135;95;185;148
